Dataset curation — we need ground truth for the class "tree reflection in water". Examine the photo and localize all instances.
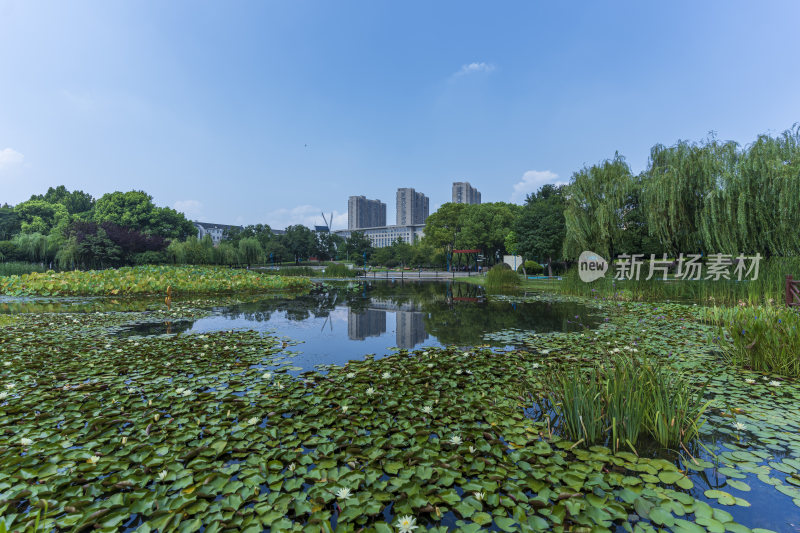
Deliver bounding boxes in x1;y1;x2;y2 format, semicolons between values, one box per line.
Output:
205;281;599;347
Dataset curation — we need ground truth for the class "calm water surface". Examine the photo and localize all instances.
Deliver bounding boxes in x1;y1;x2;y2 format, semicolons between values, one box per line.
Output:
114;281;600;369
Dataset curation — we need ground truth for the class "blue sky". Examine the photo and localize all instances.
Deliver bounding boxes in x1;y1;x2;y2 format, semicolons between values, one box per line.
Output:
1;1;799;230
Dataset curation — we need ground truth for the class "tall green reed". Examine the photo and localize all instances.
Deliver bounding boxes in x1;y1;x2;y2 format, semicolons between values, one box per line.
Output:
560;257;800;306
704;304;800;377
485;264;522;291
0;262;48;276
544;354;709;450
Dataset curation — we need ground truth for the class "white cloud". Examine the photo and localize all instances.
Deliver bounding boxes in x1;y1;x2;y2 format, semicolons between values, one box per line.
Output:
266;205;347;231
174;199;203;220
510;170;568;203
455;62;495;76
0;148;24;171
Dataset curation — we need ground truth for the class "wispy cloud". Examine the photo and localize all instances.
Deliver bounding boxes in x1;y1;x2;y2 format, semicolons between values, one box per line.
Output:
0;148;24;171
455;62;495;76
510;170;568;203
266;205;347;231
174;199;203;220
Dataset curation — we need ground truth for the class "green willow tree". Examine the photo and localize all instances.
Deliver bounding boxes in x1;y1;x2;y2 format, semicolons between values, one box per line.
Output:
563;153;633;260
642;137;738;255
700;127;800;257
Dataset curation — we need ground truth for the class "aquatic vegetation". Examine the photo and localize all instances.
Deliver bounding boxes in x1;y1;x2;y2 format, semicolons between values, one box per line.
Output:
0;265;312;296
0;261;47;277
560;257;800;305
484;264;521;291
322;263;359;277
2;293;800;530
704;304;800;376
544;355;709;450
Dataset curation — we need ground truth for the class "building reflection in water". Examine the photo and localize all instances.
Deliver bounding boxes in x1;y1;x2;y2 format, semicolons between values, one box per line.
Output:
347;309;386;340
395;311;428;348
346;308;429;349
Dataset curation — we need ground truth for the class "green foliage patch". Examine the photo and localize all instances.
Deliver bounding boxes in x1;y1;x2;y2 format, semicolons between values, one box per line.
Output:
705;304;800;377
0;265;312;296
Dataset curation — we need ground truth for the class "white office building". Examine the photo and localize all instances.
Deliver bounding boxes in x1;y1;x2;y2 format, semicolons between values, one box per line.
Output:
334;224;425;248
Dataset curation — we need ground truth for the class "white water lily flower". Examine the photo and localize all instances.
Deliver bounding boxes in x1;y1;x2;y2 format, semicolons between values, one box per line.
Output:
336;487;352;500
288;462;296;471
275;382;284;390
87;455;100;465
346;372;356;379
121;436;128;445
734;422;746;431
247;417;259;425
769;380;781;387
0;392;8;400
395;515;418;533
158;470;168;480
341;405;349;413
532;363;541;369
744;378;756;384
421;405;433;414
468;445;476;454
474;491;485;501
127;388;137;394
5;383;14;390
3;361;10;366
20;437;33;446
449;435;463;446
262;372;272;380
465;370;473;375
382;372;391;379
427;363;434;368
455;369;463;375
366;387;375;395
182;390;192;397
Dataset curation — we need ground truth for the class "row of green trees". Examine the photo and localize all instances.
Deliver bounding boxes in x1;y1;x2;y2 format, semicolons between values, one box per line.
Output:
3;125;796;271
422;126;800;272
0;188;196;269
563;127;800;260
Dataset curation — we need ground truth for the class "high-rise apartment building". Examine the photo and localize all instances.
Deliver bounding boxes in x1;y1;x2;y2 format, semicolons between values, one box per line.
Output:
452;182;481;205
348;196;386;229
396;188;429;226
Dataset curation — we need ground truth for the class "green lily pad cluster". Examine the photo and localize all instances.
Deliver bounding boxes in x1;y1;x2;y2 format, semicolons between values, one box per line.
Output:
0;294;797;531
0;265;312;297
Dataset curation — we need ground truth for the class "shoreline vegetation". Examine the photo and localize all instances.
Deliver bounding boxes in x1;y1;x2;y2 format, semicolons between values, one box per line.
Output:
0;265;312;297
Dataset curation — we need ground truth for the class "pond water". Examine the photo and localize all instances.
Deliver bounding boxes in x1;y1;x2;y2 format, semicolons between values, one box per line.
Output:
111;281;601;371
3;283;800;531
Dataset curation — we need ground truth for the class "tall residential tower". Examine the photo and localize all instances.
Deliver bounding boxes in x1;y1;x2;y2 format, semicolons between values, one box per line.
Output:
452;182;481;205
396;188;429;226
348;196;386;229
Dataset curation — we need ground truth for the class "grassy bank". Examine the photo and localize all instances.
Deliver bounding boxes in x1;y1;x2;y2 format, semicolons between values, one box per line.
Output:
0;261;48;277
0;265;312;296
